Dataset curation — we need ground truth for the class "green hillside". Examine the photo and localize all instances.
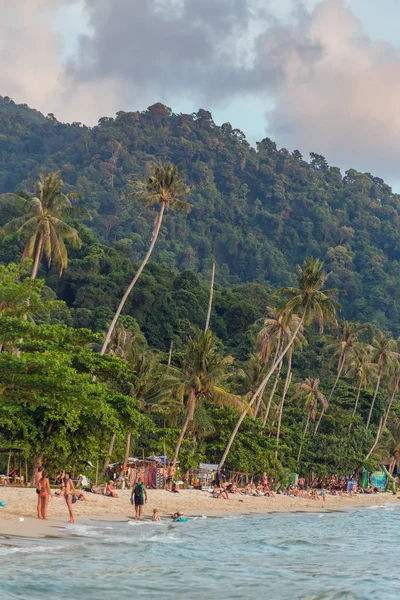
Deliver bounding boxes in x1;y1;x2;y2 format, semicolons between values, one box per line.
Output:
1;96;400;335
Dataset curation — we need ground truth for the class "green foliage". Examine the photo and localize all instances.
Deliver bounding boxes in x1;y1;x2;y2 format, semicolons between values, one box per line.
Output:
2;100;400;479
1;99;400;334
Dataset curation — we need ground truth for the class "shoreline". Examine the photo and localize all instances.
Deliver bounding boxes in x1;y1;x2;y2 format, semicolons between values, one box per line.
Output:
0;487;397;539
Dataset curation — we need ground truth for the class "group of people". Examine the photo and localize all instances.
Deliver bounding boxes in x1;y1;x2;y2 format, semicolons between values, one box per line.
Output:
208;471;383;501
211;471;276;500
36;467;79;523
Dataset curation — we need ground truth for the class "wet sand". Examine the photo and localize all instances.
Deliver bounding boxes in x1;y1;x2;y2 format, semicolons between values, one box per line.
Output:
0;487;396;538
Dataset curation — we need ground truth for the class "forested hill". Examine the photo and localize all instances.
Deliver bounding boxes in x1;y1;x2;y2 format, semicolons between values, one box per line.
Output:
2;95;400;334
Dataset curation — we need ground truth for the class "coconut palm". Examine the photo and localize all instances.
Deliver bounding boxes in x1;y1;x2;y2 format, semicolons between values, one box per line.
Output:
235;354;271;408
2;172;83;278
382;357;400;430
218;257;340;469
275;350;293;459
344;344;375;421
313;322;365;435
366;333;397;428
100;163;191;356
275;326;306;459
259;311;305;425
163;329;245;466
295;378;328;463
327;322;365;402
204;260;216;332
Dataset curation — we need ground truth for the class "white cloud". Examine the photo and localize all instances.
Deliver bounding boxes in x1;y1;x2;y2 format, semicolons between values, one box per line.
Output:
1;0;400;184
265;0;400;181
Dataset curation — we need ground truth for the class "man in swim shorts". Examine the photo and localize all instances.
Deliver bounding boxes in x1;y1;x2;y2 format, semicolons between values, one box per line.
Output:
131;475;147;520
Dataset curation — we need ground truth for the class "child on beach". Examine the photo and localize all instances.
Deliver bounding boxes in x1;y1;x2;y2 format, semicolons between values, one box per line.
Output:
152;508;161;522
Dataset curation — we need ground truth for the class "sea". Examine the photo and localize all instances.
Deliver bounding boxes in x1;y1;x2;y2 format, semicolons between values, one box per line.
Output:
0;505;399;599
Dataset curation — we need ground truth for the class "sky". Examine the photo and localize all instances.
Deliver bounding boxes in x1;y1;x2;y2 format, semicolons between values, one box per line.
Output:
1;0;400;188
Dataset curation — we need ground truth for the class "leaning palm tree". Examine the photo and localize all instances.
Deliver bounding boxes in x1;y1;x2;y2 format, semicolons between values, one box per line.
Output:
218;257;340;469
366;333;397;428
162;329;245;466
313;322;365;435
2;172;83;278
295;378;328;463
99;163;191;356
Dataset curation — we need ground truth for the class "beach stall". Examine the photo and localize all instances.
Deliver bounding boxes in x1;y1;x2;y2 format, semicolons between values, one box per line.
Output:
111;456;168;489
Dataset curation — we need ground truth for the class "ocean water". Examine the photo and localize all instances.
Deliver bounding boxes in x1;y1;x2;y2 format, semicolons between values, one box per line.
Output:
1;506;399;599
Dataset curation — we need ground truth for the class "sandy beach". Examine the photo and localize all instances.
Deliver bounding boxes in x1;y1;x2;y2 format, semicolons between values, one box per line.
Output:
0;487;397;538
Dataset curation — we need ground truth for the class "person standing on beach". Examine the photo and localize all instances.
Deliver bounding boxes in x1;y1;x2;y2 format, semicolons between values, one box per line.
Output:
35;466;44;519
131;475;147;520
37;470;50;520
64;472;76;524
166;464;175;491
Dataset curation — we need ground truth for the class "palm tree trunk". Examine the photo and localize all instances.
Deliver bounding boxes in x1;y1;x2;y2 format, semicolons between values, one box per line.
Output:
366;374;381;429
275;353;292;459
255;338;281;418
254;379;268;418
262;360;282;427
328;357;345;402
31;234;43;279
172;390;196;467
218;313;305;469
204;260;216;332
352;380;363;418
104;433;116;471
100;202;166;356
383;388;397;430
168;340;173;366
297;413;310;463
122;432;131;471
314;360;345;436
364;416;383;461
172;413;191;467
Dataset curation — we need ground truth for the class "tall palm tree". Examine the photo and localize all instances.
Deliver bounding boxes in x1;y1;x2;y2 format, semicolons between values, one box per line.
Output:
255;308;287;418
165;329;244;467
275;322;306;458
313;322;365;435
218;257;340;469
382;357;400;430
327;322;365;402
295;378;327;463
204;260;216;332
2;172;83;278
344;344;374;421
100;163;191;356
366;333;397;428
275;349;293;459
259;311;305;425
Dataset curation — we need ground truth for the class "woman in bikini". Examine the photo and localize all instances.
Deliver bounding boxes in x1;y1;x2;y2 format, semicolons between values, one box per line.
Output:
37;470;50;520
64;472;76;524
35;466;44;519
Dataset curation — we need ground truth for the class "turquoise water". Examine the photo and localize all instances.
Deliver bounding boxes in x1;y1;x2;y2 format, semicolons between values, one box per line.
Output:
1;505;399;599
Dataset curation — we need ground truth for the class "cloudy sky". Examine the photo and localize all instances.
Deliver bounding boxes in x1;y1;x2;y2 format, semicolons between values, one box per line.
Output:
1;0;400;187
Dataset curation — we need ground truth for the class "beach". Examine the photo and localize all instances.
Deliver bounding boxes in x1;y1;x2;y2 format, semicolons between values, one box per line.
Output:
0;487;397;537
